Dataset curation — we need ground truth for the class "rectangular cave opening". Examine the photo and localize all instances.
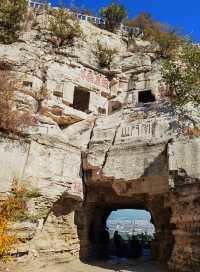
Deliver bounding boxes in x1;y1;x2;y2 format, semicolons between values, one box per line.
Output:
138;90;156;104
73;86;90;113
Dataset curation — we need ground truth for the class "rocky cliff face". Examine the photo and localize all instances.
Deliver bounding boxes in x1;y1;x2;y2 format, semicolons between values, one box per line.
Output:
0;11;199;271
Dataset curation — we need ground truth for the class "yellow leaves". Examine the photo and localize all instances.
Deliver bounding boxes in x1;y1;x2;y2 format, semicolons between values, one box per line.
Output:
0;216;17;259
0;177;28;260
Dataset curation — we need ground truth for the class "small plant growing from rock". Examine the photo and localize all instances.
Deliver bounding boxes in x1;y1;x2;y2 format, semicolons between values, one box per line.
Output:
48;7;83;47
0;0;28;44
0;178;28;260
95;40;117;69
0;177;43;260
1;178;29;221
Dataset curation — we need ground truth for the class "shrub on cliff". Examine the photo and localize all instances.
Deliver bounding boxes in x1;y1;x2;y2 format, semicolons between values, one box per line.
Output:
100;1;127;33
94;40;117;69
0;0;27;44
48;8;83;47
0;178;44;260
0;178;28;260
0;71;35;134
161;41;200;106
0;216;17;260
128;13;183;59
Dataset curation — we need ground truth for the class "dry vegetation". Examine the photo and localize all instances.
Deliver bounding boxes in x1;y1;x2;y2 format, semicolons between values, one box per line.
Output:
95;40;117;69
0;178;28;260
128;13;184;59
0;178;42;260
0;71;36;134
48;8;83;47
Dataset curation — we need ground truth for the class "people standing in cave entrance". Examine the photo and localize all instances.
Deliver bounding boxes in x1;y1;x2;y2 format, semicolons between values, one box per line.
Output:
101;227;110;259
131;235;142;259
113;230;122;262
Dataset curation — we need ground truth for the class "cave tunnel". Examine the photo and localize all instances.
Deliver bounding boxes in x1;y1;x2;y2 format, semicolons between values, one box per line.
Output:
77;198;175;267
88;207;156;261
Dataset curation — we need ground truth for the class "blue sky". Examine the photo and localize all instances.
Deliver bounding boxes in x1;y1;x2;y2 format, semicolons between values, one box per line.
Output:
108;209;151;221
50;0;200;42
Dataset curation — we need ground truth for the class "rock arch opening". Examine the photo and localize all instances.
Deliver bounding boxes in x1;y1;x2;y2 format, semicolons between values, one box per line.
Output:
77;195;174;266
87;207;155;261
107;209;155;260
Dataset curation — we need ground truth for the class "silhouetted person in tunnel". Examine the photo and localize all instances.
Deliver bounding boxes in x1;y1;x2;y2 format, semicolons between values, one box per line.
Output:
97;227;110;260
100;227;110;259
131;235;142;259
113;230;122;262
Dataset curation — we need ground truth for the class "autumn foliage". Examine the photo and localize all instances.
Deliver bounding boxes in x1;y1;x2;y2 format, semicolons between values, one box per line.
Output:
1;178;28;220
0;217;17;259
0;178;28;260
128;13;183;59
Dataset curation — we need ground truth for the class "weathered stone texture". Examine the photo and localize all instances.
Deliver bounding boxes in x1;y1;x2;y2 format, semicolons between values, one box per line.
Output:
0;11;199;271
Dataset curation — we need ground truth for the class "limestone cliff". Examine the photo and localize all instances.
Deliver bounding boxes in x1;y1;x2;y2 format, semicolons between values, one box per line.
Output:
0;10;199;272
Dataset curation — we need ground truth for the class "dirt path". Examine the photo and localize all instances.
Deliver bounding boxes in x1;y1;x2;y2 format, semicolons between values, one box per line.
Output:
1;258;168;272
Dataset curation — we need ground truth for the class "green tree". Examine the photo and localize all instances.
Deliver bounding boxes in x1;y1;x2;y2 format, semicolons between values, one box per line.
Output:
100;1;127;33
0;0;27;44
161;41;200;106
48;7;83;47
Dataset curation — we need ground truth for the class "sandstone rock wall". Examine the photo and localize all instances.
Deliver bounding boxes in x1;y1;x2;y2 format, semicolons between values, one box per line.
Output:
167;139;200;271
0;11;199;271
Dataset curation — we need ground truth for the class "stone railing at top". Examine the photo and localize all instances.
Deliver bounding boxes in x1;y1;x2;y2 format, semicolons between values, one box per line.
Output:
76;13;105;26
28;0;51;9
28;1;105;25
27;1;143;36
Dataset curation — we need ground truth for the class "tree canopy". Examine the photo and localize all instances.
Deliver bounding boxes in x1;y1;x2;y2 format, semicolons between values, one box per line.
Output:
48;8;83;47
161;41;200;106
100;1;127;33
0;0;27;44
128;13;183;58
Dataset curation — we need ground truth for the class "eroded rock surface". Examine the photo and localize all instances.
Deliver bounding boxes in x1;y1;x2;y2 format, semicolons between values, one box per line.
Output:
0;10;199;272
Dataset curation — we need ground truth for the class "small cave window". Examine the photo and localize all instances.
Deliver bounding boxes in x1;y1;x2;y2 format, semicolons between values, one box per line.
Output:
23;81;33;88
73;87;90;113
128;76;135;91
138;90;155;104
